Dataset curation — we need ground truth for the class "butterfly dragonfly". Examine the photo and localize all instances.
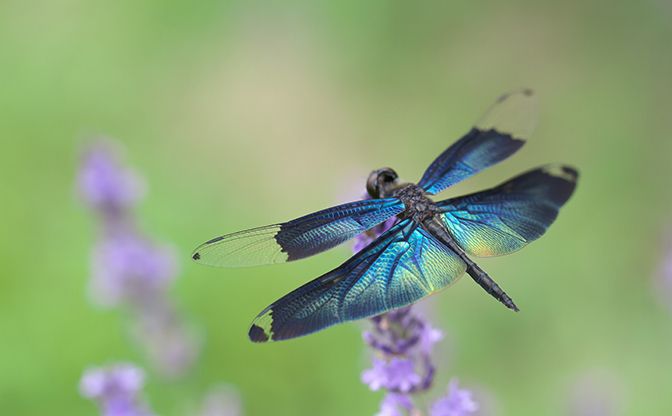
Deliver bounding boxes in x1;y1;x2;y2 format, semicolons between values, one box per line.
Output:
192;89;578;342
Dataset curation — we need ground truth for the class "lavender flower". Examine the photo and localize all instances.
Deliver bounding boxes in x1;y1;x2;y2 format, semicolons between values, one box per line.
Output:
78;141;242;415
90;232;177;307
430;379;479;416
78;142;144;216
362;308;443;394
78;140;199;377
377;393;414;416
79;363;154;416
131;295;200;379
355;191;477;416
362;357;421;392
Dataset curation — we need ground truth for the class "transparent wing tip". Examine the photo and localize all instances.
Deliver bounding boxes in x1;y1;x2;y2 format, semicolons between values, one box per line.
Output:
495;88;534;103
476;88;539;141
542;164;579;183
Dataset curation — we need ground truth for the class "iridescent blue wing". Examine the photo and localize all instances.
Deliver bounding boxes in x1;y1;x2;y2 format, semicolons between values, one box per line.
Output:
437;164;578;257
192;198;405;267
417;90;537;195
249;220;467;342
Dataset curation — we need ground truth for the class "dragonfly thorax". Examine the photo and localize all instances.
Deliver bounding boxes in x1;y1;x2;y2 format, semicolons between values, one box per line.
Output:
393;183;439;222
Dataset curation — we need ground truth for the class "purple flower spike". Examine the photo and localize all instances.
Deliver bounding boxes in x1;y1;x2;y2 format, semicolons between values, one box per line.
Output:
80;363;154;416
354;186;477;415
79;140;199;378
362;308;441;395
430;379;479;416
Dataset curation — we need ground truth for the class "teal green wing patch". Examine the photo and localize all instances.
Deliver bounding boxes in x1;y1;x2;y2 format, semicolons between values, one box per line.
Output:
437;164;578;257
249;220;467;342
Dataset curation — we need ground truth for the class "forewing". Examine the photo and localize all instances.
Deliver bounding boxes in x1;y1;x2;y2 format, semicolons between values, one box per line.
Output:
249;220;467;342
417;89;537;195
192;198;405;267
437;164;578;257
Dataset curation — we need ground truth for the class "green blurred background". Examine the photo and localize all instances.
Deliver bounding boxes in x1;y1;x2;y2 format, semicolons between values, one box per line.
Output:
2;1;672;415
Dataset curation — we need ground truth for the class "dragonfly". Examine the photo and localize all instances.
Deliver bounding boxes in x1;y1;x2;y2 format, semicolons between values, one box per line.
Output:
192;89;578;342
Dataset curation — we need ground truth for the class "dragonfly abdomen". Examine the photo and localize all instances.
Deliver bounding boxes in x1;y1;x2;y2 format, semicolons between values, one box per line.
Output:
423;218;519;312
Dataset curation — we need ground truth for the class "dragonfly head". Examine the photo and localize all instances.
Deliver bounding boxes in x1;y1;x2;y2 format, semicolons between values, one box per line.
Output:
367;167;399;198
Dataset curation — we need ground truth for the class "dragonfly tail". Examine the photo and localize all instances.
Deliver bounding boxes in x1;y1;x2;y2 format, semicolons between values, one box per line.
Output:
467;263;519;312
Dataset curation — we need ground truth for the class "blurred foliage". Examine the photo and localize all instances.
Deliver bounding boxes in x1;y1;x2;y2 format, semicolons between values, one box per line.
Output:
1;1;672;415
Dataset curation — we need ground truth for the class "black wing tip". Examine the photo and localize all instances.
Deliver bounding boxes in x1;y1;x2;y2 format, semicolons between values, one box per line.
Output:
510;134;527;146
192;252;201;261
249;324;270;343
472;127;528;149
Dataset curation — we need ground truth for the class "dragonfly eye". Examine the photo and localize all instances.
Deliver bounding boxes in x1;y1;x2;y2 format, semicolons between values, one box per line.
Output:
367;167;398;198
381;171;397;182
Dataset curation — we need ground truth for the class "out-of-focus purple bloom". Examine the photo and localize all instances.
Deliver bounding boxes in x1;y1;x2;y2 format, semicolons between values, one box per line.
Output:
78;140;199;378
78;142;144;214
80;363;154;416
377;392;413;416
430;379;479;416
419;322;444;354
78;141;243;414
132;297;201;379
90;233;177;307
